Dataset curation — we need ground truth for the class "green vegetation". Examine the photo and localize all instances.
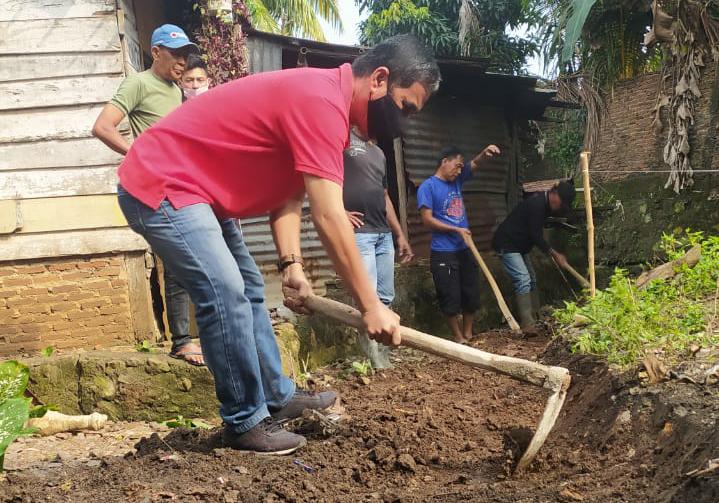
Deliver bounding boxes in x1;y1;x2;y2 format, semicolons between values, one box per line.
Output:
537;0;661;88
543;109;585;177
40;346;54;358
163;416;213;429
357;0;541;74
555;231;719;366
243;0;342;41
135;340;154;353
351;359;373;376
193;0;341;42
0;361;34;470
337;359;374;379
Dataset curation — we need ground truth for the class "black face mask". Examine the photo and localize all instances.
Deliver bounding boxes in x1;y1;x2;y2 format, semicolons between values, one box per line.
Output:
367;94;406;143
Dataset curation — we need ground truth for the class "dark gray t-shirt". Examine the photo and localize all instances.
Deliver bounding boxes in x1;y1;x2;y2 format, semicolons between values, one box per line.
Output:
342;132;390;233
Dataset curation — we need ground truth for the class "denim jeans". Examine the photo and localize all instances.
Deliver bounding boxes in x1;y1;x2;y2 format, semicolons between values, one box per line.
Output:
355;232;396;305
163;267;192;352
354;232;395;368
118;186;294;432
498;251;537;295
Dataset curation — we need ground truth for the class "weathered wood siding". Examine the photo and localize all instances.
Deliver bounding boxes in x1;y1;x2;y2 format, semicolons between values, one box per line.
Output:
0;0;144;260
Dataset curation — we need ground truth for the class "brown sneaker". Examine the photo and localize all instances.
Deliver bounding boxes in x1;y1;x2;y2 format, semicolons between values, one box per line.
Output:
271;389;338;421
222;418;306;455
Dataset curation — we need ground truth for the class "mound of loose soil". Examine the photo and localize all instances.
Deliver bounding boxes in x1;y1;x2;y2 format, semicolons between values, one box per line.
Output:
1;330;718;502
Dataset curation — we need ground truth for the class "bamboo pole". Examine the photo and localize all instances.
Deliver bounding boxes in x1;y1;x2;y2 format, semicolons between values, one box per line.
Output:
462;235;521;333
580;152;596;297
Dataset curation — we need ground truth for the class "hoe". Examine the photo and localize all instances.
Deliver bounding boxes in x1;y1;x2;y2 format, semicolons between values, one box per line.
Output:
285;288;571;471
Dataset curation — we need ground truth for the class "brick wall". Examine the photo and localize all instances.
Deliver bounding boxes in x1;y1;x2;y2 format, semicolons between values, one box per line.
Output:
592;73;664;176
0;254;135;355
592;63;719;179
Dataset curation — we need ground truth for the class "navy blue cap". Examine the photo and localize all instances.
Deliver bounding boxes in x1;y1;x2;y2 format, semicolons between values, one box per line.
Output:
150;24;199;52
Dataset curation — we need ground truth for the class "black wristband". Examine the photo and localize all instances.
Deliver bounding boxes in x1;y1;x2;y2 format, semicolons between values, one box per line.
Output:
278;254;303;272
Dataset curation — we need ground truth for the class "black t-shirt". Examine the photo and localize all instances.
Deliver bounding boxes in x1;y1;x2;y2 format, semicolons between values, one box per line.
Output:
342;132;390;233
492;192;551;255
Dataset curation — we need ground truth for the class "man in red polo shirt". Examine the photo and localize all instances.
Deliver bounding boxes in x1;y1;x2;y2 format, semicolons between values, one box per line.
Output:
117;35;440;454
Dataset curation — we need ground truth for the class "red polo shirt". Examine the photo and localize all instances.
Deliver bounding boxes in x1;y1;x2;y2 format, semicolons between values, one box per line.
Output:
118;64;353;218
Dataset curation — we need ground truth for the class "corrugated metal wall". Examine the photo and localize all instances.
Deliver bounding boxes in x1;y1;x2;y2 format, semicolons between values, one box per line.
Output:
240;208;334;307
402;95;513;257
244;38;335;306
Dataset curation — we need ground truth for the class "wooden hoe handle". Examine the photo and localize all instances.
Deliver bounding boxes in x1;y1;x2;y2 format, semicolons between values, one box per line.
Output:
285;288;568;392
558;260;591;289
461;235;521;333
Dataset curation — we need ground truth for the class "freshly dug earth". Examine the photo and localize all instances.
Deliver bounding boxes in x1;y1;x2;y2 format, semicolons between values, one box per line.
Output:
2;329;718;502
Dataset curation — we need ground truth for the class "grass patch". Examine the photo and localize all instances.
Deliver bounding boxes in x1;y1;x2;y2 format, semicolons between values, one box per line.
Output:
555;231;719;366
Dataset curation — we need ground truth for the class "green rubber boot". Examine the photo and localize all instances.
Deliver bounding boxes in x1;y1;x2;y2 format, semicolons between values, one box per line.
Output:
530;289;541;318
515;292;536;330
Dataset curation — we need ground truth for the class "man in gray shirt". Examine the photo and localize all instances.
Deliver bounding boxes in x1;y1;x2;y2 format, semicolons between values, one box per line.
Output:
343;130;413;368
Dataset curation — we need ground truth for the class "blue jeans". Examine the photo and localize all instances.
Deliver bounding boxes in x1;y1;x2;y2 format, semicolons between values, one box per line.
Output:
498;252;537;295
354;232;395;368
118;186;294;432
163;267;192;352
355;232;395;305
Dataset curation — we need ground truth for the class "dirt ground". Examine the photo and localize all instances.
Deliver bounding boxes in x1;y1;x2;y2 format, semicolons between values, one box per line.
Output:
2;329;718;502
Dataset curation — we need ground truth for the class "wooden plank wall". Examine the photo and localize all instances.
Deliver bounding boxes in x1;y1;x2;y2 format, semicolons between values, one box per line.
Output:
0;0;147;261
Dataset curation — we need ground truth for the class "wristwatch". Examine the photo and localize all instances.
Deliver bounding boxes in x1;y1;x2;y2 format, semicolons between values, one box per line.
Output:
277;254;304;272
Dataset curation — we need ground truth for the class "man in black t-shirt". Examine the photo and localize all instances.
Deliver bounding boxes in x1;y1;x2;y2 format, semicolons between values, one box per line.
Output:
492;180;575;328
343;130;413;368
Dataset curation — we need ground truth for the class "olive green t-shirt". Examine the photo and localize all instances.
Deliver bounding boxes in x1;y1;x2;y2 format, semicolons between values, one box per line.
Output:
109;70;182;138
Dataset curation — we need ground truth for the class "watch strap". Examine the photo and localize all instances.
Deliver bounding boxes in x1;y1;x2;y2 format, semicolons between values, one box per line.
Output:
278;254;304;272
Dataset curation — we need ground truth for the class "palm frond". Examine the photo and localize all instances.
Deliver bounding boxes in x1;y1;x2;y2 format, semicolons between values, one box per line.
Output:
561;0;598;63
305;0;343;32
263;0;342;40
245;0;280;32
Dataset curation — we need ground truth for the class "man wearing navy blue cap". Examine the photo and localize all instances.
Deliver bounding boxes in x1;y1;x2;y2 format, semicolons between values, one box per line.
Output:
93;24;199;147
93;24;203;365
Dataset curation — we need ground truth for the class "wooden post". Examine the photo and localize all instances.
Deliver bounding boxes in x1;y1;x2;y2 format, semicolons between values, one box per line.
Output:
580;152;596;297
125;252;161;343
393;138;409;238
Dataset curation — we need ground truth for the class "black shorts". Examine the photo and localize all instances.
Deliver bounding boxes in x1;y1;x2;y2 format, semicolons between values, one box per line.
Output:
430;248;481;316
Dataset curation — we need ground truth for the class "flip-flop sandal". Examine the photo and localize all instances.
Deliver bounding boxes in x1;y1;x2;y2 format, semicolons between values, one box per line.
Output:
169;350;206;367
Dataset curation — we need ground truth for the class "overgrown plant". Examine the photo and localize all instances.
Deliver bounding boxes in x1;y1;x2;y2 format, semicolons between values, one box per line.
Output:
543;108;586;177
539;0;719;192
555;231;719;366
0;361;34;470
192;1;250;85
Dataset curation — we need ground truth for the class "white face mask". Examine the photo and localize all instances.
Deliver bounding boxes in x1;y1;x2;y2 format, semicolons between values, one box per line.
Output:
183;86;209;99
